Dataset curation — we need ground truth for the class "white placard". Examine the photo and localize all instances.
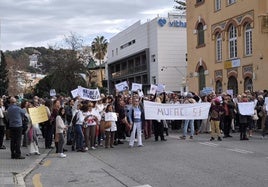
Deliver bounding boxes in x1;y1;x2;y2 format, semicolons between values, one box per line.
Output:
50;89;56;96
115;81;129;92
105;112;117;121
237;102;255;115
156;84;165;93
77;86;100;101
149;84;158;95
131;83;142;92
71;88;79;98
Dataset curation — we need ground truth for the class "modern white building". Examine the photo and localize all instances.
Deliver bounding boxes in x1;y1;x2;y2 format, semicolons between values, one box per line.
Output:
107;13;187;94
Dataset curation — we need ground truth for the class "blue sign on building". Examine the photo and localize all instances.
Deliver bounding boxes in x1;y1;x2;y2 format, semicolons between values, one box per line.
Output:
158;18;186;28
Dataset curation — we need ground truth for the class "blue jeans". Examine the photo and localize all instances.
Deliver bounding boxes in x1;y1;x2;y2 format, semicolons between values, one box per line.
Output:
183;120;194;136
75;125;84;150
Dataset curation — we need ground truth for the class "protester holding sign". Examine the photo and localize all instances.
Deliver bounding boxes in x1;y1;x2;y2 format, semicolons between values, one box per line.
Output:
104;104;117;148
238;95;252;140
180;93;196;140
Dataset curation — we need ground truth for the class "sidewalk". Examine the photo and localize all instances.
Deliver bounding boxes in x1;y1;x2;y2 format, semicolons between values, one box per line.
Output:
0;136;51;187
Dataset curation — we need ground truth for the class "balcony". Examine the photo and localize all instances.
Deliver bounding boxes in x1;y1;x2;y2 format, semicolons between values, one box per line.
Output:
111;64;147;78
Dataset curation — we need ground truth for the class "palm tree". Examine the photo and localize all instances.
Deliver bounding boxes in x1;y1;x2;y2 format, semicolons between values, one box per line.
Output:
174;0;186;11
91;36;108;87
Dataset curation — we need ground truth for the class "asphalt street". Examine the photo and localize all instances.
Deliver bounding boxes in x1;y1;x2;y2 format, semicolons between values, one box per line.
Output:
24;131;268;187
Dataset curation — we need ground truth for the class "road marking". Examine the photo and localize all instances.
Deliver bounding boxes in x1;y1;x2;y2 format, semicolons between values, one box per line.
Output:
32;173;43;187
227;148;254;154
42;160;51;167
199;142;219;147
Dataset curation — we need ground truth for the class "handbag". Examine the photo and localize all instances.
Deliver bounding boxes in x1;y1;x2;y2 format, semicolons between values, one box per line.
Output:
100;120;112;133
258;111;264;117
252;110;259;120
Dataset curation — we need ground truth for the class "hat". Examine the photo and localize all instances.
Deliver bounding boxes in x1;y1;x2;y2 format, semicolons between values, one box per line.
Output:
213;98;221;104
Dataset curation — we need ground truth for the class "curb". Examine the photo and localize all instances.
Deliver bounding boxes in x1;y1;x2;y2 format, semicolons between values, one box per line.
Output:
14;149;52;187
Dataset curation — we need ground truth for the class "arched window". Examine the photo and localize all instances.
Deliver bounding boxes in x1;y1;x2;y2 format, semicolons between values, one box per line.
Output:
227;76;238;95
244;77;253;92
244;23;252;56
197;23;205;46
228;25;237;59
198;66;206;91
215;32;222;62
215;80;222;94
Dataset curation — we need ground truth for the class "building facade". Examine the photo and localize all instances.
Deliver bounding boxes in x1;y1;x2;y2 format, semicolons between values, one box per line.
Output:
107;14;187;94
187;0;268;96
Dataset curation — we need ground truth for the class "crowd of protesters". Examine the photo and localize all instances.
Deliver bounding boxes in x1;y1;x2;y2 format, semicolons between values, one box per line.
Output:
0;89;268;159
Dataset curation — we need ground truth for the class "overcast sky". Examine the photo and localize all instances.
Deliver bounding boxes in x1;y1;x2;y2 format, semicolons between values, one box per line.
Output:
0;0;177;51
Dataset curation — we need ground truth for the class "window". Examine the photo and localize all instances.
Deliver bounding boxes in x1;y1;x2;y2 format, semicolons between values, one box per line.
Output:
116;48;118;55
216;33;222;62
196;0;204;3
244;23;252;56
198;66;206;91
228;25;237;59
215;0;221;11
112;50;114;57
151;54;156;62
227;0;236;5
197;23;205;46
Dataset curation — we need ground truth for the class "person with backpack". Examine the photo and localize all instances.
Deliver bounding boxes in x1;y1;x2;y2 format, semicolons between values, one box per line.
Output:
209;98;225;141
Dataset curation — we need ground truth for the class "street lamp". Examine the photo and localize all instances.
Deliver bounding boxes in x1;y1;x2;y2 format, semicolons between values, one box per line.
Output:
160;65;188;92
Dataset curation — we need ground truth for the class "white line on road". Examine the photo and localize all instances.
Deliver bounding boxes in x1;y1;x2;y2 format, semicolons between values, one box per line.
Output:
199;142;219;147
227;148;254;154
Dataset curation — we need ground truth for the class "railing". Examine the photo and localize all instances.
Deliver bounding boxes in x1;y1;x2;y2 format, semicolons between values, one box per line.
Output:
111;64;147;78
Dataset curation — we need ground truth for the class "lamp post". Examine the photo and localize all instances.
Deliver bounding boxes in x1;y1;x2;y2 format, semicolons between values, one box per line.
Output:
160;65;188;92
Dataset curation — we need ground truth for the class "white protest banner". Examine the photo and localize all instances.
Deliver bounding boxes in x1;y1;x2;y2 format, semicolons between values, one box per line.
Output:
149;84;157;95
156;84;165;93
50;89;56;97
143;100;211;120
105;112;117;121
77;86;101;101
131;83;142;92
71;88;79;98
237;102;255;115
115;81;129;92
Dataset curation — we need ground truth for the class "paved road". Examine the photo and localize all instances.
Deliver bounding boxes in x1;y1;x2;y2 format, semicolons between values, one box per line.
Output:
24;131;268;187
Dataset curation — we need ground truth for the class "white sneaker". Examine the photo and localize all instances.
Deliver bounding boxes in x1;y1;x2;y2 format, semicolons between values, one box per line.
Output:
91;146;96;150
84;147;88;151
59;153;66;158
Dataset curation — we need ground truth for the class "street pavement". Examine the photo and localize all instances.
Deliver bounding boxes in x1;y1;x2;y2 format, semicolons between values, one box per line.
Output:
0;136;51;187
0;134;152;187
1;130;267;187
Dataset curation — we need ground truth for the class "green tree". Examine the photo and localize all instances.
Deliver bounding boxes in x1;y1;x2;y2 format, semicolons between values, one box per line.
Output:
0;51;9;96
34;49;87;97
174;0;186;11
91;36;108;86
